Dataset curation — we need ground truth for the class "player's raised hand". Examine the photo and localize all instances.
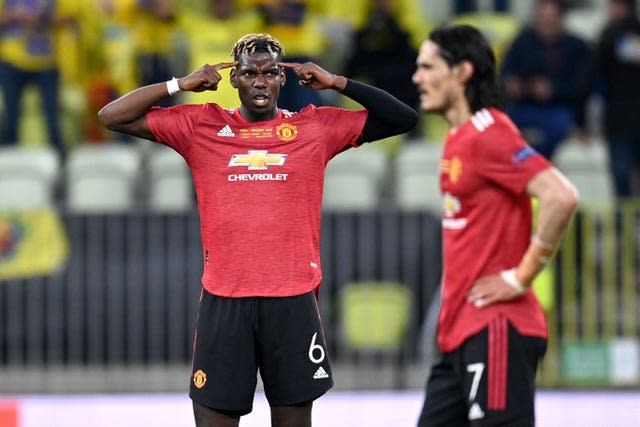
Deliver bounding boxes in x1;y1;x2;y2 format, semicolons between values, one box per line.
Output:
279;61;347;91
178;62;237;92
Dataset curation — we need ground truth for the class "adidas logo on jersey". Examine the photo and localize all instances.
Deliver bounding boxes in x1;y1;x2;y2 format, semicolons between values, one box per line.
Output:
217;125;235;137
313;366;329;379
468;402;485;420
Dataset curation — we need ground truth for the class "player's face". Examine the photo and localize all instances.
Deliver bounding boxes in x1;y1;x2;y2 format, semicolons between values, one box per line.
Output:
412;40;463;114
232;52;285;120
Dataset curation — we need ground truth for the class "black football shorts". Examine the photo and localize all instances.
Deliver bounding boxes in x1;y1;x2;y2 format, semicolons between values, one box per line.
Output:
418;315;547;426
189;288;333;415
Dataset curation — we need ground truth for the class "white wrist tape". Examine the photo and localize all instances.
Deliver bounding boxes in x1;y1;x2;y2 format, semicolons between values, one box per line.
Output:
532;235;554;250
500;268;527;295
166;77;181;96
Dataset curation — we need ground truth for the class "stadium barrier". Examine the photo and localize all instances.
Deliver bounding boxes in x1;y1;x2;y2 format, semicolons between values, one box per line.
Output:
0;207;638;388
540;200;640;387
0;211;441;369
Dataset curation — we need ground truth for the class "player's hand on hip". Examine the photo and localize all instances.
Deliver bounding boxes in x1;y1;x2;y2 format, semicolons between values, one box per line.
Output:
467;274;524;308
279;61;346;91
179;62;237;93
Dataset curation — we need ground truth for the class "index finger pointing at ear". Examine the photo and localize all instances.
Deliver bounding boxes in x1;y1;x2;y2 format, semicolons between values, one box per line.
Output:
214;61;238;70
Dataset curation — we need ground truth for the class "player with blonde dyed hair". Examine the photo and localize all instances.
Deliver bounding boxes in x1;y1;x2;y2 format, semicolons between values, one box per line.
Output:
231;33;284;59
99;32;417;426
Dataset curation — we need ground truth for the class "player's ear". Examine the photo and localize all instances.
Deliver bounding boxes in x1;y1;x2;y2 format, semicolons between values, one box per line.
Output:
455;60;474;84
279;67;286;87
230;68;238;88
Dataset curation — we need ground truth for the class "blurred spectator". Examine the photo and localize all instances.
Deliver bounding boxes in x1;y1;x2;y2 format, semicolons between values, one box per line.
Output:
134;0;182;107
317;0;429;48
578;0;640;198
0;0;75;154
55;1;103;145
74;0;138;142
95;0;139;98
258;0;327;111
343;0;419;112
451;10;520;68
501;0;591;159
455;0;509;14
178;0;261;107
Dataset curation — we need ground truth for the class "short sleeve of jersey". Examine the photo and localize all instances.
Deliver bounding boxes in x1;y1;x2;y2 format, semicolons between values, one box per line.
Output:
475;121;551;195
147;104;201;160
312;106;368;159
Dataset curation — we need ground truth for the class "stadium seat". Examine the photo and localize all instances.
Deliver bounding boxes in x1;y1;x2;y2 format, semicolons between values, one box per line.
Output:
394;141;443;213
552;138;614;211
323;144;388;211
337;280;412;388
338;281;412;352
65;142;142;213
146;145;194;213
0;146;60;210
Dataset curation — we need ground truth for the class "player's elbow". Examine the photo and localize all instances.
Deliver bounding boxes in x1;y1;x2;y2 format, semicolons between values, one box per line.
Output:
564;185;580;215
398;107;419;135
98;105;134;134
97;105;118;131
552;183;580;220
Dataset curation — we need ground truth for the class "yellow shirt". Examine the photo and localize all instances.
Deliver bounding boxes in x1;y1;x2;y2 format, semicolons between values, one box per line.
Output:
451;12;521;67
179;9;261;107
54;0;86;84
133;2;179;56
95;0;139;94
0;0;64;71
255;0;327;58
318;0;431;49
263;16;326;58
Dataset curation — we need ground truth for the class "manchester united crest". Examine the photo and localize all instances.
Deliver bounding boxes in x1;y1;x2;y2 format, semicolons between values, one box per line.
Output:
193;369;207;389
276;123;298;141
441;156;463;184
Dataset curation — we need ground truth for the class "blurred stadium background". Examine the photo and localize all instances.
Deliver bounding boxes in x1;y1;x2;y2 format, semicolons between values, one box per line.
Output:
1;0;639;426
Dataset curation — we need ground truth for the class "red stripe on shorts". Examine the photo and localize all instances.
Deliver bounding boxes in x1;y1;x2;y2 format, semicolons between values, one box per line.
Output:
488;315;508;410
0;400;19;427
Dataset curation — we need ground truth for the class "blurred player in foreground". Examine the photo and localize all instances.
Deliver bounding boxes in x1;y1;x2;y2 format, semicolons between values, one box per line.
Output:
412;25;578;426
98;33;417;427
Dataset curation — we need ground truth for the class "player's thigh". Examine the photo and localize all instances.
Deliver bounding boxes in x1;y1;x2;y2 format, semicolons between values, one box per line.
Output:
271;401;313;427
193;401;241;427
190;290;258;415
417;357;469;427
460;317;547;427
257;291;333;407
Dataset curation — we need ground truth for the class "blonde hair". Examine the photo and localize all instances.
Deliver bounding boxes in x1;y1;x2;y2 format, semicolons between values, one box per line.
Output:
231;33;285;60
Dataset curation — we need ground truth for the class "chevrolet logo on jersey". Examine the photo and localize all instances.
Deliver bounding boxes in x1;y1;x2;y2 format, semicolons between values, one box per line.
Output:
228;150;287;170
442;192;467;230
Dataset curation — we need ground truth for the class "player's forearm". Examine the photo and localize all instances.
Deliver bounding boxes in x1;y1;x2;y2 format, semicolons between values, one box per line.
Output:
98;82;171;131
515;170;580;287
535;191;579;247
341;79;418;141
329;75;348;91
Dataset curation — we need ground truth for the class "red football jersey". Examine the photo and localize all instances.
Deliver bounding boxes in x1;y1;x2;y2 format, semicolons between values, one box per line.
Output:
147;103;368;297
437;108;552;352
